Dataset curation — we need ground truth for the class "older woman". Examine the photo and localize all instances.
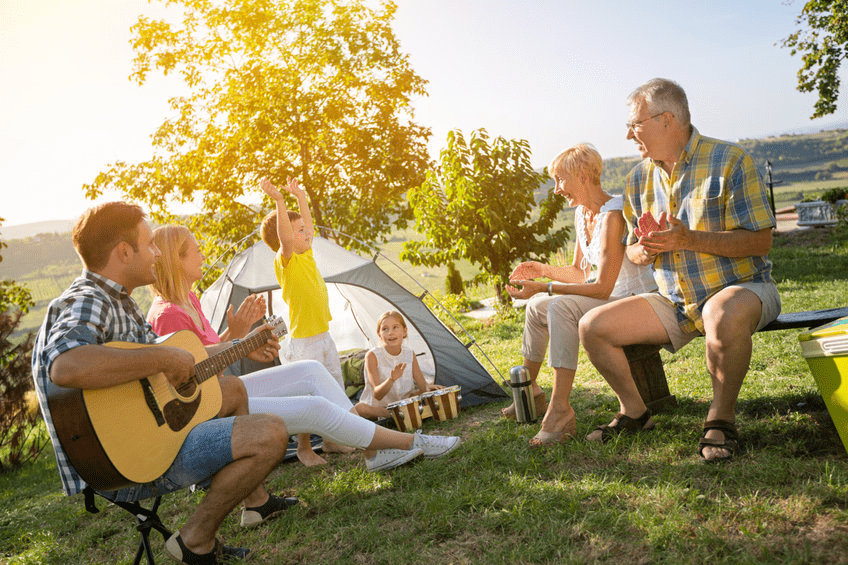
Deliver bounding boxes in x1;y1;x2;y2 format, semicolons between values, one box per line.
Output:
505;143;657;446
147;225;461;471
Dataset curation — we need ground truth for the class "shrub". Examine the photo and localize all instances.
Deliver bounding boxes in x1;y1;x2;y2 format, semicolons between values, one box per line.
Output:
0;309;45;473
820;186;848;204
445;262;465;295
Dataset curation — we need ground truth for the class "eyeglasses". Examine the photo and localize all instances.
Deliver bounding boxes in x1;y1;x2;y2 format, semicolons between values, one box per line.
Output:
626;112;664;131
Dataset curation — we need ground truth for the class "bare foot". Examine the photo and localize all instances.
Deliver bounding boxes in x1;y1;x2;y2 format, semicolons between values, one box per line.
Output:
297;448;328;467
321;440;357;455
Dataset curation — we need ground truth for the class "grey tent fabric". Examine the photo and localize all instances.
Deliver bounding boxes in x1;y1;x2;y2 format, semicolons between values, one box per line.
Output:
199;238;506;407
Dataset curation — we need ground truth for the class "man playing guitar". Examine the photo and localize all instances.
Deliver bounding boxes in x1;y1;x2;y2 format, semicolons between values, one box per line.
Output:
31;201;293;564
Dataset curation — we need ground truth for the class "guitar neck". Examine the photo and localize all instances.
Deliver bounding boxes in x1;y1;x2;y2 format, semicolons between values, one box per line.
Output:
194;330;271;383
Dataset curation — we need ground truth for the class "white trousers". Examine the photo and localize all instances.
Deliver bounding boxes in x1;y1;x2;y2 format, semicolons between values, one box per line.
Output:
240;359;375;448
521;293;619;370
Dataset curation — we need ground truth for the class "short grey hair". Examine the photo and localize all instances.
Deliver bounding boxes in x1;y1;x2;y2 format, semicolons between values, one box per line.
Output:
627;78;691;129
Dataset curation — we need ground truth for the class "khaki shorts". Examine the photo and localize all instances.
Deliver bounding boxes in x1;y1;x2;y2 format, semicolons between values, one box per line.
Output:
640;281;781;352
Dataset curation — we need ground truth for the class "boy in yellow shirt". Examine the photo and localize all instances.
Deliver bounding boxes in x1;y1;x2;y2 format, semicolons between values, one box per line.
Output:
260;176;352;465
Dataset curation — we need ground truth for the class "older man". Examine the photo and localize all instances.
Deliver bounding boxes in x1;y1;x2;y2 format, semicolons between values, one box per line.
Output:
578;78;781;462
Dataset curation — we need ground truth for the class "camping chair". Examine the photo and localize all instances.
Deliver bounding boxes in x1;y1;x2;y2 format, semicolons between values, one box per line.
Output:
82;486;172;565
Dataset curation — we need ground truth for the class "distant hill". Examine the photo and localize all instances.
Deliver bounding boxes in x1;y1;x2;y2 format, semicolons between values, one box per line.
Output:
0;219;74;241
599;127;848;191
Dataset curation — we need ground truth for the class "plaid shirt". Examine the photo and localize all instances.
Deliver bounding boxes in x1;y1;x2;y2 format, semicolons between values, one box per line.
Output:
623;127;775;334
31;270;157;496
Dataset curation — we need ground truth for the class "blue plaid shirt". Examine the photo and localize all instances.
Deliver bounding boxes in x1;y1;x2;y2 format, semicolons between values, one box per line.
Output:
623;128;776;334
31;271;157;496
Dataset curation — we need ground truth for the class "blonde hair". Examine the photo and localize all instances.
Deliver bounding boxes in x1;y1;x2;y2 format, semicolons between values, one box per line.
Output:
376;311;407;335
151;224;194;306
548;143;604;186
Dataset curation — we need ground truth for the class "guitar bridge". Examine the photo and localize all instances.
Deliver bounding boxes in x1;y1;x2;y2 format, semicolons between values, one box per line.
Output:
140;378;166;427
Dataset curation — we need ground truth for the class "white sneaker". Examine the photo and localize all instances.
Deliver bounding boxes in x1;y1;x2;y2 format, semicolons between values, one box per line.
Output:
365;447;424;472
412;431;461;458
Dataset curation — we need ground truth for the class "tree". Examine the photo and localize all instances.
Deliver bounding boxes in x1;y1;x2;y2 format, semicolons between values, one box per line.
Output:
85;0;431;261
401;129;570;306
0;218;43;473
781;0;848;118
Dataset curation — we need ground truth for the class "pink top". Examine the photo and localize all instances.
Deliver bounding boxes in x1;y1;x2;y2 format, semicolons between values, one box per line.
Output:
147;292;221;346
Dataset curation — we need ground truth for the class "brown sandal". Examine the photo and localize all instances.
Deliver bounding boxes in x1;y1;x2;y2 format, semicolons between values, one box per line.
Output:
698;420;738;463
588;410;654;443
529;414;577;448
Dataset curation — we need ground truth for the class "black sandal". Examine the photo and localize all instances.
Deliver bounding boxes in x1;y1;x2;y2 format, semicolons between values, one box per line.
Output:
698;419;738;463
590;410;655;443
165;533;250;564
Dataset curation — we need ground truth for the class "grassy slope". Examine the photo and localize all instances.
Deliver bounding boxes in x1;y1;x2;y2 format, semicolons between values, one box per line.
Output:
2;226;848;564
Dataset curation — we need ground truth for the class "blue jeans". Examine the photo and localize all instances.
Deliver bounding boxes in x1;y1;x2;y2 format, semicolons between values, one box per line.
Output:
100;416;235;503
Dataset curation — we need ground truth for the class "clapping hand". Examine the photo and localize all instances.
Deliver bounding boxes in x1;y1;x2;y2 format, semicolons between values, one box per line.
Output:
506;279;545;299
390;362;407;383
225;294;267;340
640;215;689;255
509;261;545;281
634;210;669;237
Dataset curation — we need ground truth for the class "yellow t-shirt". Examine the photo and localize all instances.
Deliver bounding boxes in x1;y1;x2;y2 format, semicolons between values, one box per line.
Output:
274;248;331;339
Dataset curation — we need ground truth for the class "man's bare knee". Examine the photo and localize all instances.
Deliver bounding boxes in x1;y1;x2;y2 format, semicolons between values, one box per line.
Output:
232;414;288;460
218;374;249;417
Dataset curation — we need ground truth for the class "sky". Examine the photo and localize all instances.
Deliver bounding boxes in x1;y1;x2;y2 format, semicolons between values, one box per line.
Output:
1;0;846;227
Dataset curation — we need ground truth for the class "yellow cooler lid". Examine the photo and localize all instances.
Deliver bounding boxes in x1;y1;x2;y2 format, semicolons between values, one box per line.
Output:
798;315;848;358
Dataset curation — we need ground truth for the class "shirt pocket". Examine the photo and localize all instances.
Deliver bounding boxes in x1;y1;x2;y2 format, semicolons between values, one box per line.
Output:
684;196;725;232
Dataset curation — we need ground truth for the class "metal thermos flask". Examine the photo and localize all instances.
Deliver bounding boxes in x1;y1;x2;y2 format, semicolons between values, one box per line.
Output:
509;365;537;423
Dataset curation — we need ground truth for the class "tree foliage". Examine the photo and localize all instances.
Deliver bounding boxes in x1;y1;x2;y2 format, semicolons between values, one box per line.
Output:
0;218;43;473
781;0;848;118
401;129;570;306
85;0;431;261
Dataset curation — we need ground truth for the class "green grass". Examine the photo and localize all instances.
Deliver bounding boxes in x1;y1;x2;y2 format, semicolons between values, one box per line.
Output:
3;226;848;564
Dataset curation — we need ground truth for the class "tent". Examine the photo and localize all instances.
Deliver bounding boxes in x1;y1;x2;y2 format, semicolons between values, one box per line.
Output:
199;236;507;408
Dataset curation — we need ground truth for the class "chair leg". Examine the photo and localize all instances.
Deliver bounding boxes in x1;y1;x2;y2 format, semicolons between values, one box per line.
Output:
83;488;172;565
112;496;172;565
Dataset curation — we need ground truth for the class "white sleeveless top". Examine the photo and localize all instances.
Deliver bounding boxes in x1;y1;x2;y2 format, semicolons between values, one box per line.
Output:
574;195;657;298
359;344;416;407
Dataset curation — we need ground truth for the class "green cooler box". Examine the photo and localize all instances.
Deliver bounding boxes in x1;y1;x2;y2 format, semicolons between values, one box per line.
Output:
799;316;848;456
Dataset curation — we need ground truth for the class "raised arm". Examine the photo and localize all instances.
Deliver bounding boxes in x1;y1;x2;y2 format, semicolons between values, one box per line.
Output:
260;178;296;260
284;177;313;246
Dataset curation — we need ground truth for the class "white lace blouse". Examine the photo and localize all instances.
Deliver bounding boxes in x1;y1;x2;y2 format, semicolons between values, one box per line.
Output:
574;195;657;298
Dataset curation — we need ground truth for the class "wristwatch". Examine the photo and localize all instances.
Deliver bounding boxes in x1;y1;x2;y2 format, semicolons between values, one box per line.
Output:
547;282;553;296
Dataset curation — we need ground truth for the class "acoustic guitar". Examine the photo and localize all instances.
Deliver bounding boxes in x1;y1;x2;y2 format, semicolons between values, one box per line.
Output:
48;317;287;491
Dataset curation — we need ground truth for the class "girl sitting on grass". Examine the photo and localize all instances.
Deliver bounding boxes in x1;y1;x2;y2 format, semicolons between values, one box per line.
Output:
355;311;442;419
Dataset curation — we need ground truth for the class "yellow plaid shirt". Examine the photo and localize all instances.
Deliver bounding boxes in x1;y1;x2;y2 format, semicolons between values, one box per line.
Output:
623;127;775;334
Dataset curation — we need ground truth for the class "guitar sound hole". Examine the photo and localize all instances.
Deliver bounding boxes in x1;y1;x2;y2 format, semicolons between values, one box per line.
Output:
176;381;196;397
